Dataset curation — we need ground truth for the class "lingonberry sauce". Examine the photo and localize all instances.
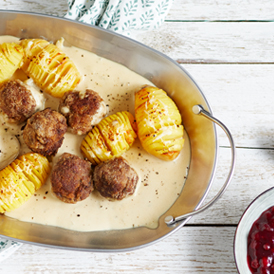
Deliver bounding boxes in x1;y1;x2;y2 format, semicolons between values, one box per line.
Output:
247;206;274;274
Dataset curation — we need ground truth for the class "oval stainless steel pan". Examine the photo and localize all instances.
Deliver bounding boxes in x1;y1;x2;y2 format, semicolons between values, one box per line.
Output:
0;11;235;251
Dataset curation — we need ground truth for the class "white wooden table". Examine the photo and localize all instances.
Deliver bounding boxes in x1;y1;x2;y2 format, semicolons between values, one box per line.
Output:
1;0;274;273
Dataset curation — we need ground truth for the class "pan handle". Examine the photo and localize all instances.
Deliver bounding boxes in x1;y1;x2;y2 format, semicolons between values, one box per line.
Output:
164;104;236;226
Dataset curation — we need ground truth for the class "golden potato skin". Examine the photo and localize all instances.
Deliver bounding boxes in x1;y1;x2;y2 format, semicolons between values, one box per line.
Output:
81;111;137;165
20;39;49;71
0;153;51;213
0;42;24;84
135;85;184;161
20;39;81;98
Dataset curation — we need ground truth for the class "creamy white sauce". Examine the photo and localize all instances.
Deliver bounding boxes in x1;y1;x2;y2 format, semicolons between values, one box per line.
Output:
24;78;46;112
0;133;20;170
0;35;191;232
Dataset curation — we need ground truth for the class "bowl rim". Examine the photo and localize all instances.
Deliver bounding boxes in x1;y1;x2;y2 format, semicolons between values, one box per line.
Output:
234;186;274;273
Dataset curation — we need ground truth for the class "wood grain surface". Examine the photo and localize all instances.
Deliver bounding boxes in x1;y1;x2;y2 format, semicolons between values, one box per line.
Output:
1;0;274;273
137;22;274;62
167;0;274;20
0;226;237;274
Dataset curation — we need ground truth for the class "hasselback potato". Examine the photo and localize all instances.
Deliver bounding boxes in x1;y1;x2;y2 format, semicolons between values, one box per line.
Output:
81;111;137;165
20;39;50;71
0;153;51;213
0;42;24;84
20;39;81;98
135;85;184;161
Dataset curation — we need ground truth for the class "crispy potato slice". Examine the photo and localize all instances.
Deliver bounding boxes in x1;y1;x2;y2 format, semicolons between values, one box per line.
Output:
0;42;24;84
20;39;81;98
0;153;51;213
81;111;137;165
135;86;184;161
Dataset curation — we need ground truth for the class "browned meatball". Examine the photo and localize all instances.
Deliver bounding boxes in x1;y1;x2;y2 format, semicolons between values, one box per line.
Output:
51;153;93;204
23;108;67;156
93;157;139;200
0;79;36;123
59;89;107;135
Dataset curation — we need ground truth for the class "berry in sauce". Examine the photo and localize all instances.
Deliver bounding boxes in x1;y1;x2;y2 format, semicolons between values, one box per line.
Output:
247;206;274;274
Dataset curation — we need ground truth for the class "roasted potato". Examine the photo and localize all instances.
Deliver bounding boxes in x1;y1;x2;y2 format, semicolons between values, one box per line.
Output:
0;42;24;84
81;111;137;165
0;153;51;213
20;39;81;98
20;39;49;71
135;85;184;161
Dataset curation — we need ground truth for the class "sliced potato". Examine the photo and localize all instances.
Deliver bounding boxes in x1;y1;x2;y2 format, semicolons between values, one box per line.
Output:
0;42;24;84
81;111;137;165
135;85;184;161
0;153;51;213
20;39;81;98
20;39;50;71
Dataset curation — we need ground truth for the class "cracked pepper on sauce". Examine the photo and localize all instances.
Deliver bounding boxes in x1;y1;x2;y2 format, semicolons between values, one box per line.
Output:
0;35;190;232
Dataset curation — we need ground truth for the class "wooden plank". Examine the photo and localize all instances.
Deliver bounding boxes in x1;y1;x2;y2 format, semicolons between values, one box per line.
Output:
0;226;238;273
2;3;274;63
188;146;274;225
2;0;274;21
168;0;274;21
1;0;68;17
137;22;274;62
182;64;274;148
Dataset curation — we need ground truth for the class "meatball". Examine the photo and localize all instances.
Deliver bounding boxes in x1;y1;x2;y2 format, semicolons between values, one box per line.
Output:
51;153;93;203
93;157;139;200
23;108;67;156
59;89;107;135
0;79;36;123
